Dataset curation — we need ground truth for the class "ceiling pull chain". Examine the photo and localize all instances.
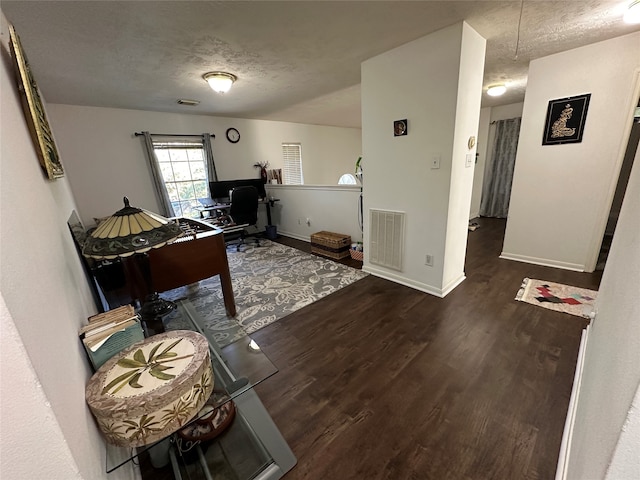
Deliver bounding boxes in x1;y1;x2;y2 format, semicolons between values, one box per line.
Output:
514;0;525;61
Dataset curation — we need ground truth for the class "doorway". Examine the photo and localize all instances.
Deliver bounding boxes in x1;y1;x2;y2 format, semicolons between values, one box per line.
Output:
596;96;640;270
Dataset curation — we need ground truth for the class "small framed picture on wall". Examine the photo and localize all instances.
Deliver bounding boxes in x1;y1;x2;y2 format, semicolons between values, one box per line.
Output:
542;93;591;146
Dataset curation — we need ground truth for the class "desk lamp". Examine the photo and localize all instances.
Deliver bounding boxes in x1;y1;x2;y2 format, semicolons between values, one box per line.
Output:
82;197;183;321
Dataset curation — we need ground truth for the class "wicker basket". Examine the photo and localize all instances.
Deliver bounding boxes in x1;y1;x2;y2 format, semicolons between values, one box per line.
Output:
311;231;351;260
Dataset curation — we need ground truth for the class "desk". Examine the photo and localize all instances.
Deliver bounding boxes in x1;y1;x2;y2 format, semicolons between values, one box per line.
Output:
262;198;279;225
198;199;280;226
198;203;229;218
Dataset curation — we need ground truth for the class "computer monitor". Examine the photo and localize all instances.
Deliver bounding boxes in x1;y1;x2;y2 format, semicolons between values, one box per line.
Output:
209;179;267;203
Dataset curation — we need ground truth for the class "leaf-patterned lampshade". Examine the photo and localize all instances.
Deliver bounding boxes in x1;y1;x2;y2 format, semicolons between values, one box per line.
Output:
82;197;182;260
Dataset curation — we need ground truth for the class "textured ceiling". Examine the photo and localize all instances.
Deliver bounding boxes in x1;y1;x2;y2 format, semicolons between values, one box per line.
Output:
3;1;639;128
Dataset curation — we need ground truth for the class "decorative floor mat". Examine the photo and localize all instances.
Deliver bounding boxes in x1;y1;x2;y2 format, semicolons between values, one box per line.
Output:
515;277;597;318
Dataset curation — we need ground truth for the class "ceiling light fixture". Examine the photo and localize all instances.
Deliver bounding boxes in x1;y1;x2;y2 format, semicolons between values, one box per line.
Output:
203;71;237;94
624;0;640;23
487;84;507;97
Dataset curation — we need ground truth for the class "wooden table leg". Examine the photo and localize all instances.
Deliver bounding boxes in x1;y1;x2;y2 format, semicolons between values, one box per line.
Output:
219;270;236;317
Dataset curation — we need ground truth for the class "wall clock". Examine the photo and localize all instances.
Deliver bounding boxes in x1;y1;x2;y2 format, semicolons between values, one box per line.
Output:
226;128;240;143
394;119;407;137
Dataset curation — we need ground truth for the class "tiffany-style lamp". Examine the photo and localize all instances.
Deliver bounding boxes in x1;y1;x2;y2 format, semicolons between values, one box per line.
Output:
82;197;183;320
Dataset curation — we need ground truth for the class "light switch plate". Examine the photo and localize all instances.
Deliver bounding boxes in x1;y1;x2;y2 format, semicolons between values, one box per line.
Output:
465;154;473;168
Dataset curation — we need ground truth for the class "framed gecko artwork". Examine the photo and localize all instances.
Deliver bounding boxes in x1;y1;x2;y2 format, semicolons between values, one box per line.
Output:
542;93;591;146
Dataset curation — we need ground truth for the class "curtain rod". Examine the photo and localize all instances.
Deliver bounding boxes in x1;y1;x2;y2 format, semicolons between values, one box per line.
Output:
134;132;215;138
489;116;522;125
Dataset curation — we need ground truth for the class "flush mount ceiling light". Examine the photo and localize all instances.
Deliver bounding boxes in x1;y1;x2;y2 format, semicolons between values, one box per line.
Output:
624;0;640;23
487;84;507;97
203;71;237;94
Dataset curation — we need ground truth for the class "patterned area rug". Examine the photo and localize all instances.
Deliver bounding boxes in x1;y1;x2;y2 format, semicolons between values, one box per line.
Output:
163;239;368;347
515;277;597;318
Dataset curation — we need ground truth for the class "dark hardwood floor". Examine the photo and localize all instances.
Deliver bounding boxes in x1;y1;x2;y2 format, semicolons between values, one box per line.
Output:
138;220;601;479
251;218;601;479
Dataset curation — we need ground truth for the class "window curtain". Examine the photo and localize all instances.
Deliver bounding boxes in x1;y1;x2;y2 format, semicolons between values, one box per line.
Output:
141;131;174;217
479;117;521;218
202;133;218;182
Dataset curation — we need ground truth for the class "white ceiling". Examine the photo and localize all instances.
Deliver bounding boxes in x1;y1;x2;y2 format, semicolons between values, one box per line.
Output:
3;1;639;128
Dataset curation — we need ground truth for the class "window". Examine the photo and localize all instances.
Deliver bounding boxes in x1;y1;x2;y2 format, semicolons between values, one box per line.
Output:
153;139;209;218
282;143;304;185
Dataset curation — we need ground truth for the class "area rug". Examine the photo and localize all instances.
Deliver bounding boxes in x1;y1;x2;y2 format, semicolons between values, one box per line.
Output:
515;277;597;318
163;239;368;347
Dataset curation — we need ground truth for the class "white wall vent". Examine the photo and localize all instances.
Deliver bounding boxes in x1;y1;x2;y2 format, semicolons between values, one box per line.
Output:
369;209;405;271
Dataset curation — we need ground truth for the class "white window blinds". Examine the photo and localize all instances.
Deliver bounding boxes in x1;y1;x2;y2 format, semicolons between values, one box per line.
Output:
282;143;304;185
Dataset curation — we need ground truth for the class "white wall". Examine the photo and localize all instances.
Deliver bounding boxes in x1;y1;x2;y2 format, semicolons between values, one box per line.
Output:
607;386;640;479
442;23;486;290
565;142;640;479
265;184;362;242
0;12;135;479
470;102;524;219
502;32;640;272
361;22;485;296
1;296;81;479
46;104;361;228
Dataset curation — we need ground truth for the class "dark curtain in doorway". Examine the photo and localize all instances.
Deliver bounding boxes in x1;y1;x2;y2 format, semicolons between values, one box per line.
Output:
480;117;521;218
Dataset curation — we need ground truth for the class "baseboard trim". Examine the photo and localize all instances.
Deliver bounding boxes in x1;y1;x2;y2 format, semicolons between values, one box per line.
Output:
362;265;458;297
277;230;310;242
499;252;585;272
441;273;466;296
555;325;591;480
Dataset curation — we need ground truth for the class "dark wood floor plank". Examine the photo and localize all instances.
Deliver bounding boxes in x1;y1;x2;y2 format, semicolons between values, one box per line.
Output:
252;218;600;480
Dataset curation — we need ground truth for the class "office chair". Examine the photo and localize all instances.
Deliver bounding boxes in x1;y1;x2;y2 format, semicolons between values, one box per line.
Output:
222;186;262;251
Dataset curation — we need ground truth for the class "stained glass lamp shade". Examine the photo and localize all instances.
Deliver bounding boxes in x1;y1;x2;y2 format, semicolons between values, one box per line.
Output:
83;197;182;260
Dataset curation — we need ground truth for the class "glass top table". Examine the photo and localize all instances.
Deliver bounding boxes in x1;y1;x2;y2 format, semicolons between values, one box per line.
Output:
105;299;282;477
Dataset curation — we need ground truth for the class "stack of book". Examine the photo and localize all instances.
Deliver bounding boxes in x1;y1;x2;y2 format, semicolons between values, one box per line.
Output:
79;305;145;370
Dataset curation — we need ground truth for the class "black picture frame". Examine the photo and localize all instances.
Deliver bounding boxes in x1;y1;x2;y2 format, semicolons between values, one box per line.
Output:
393;119;408;137
542;93;591;145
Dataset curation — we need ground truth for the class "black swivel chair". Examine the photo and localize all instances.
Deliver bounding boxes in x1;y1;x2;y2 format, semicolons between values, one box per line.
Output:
224;186;262;251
